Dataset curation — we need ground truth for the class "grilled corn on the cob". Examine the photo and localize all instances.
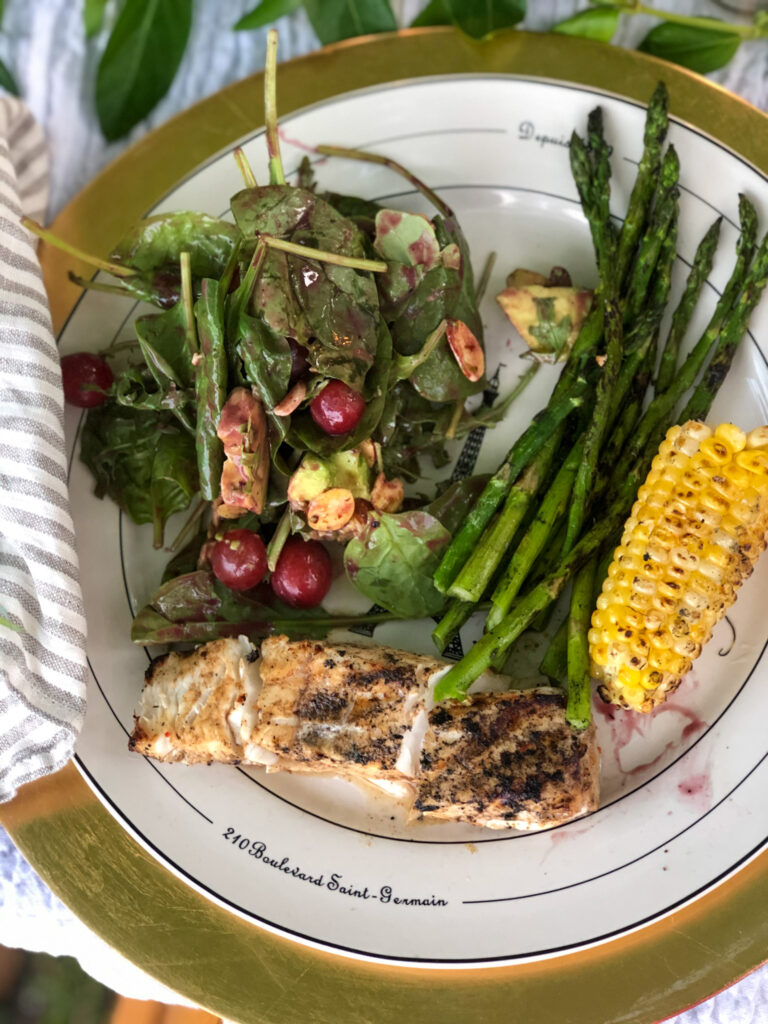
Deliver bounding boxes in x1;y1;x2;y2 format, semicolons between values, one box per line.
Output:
589;420;768;712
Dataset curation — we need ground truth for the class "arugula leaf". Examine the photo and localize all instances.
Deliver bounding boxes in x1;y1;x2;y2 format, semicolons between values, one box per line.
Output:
411;0;526;38
529;296;572;359
80;403;197;547
303;0;397;45
234;0;303;31
638;22;740;74
95;0;193;141
0;57;18;97
84;0;109;37
345;509;450;618
553;7;619;43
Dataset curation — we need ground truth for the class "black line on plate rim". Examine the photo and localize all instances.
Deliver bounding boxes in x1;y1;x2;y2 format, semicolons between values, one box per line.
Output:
83;656;213;824
463;751;768;904
70;753;768;965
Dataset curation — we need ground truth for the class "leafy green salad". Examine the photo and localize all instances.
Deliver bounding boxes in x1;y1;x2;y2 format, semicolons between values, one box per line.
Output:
38;32;523;646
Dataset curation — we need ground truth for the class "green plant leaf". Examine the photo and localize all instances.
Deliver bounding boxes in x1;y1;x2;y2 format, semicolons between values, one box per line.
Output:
80;403;198;547
345;509;450;617
84;0;109;37
411;0;526;38
234;0;303;30
0;57;19;96
303;0;397;45
552;7;619;43
95;0;193;142
638;22;740;74
110;212;238;279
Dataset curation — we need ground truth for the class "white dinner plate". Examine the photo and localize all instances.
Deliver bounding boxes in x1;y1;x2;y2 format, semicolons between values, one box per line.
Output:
62;74;768;967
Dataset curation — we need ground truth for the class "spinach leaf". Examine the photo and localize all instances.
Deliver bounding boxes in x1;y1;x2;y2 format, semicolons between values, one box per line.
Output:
289;318;393;455
377;213;484;402
303;0;397;45
232;185;381;392
237;310;293;408
135;300;195;391
322;192;382;237
110;212;238;280
638;22;740;74
95;0;193;141
112;367;196;432
411;0;526;38
131;569;395;644
80;403;197;547
344;509;449;617
428;475;491;536
234;0;303;31
0;58;18;97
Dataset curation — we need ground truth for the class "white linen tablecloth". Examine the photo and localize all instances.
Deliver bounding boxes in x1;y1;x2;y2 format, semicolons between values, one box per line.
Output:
1;0;766;1017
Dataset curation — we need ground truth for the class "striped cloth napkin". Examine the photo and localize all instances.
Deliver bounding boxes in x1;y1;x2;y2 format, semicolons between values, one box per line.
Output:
0;98;87;802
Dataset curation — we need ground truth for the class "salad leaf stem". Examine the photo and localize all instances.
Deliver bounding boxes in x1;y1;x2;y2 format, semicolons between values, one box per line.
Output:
260;234;387;273
264;29;286;186
22;217;138;278
168;497;207;553
390;319;447;382
234;146;258;188
179;252;198;357
267;507;292;571
316;145;453;220
475;251;497;304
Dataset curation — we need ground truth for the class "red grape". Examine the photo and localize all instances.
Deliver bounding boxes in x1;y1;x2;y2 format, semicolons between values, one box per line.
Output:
271;536;332;609
310;380;365;436
61;352;113;408
210;530;268;591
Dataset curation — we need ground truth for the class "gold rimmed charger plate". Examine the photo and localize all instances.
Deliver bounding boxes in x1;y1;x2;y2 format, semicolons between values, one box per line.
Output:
2;27;767;1023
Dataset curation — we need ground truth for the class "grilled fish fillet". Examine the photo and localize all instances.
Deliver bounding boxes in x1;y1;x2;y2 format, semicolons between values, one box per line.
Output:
130;635;599;830
415;691;599;830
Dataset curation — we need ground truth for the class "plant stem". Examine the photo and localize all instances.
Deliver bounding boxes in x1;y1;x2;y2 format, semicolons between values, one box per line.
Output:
233;146;258;188
476;251;497;303
22;217;137;278
608;0;768;38
316;145;454;220
180;252;198;357
168;498;207;553
267;507;292;571
391;320;448;382
566;558;596;730
260;234;387;273
264;29;285;186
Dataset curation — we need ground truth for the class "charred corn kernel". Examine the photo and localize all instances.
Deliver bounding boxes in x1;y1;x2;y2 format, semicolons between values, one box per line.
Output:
591;420;768;713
